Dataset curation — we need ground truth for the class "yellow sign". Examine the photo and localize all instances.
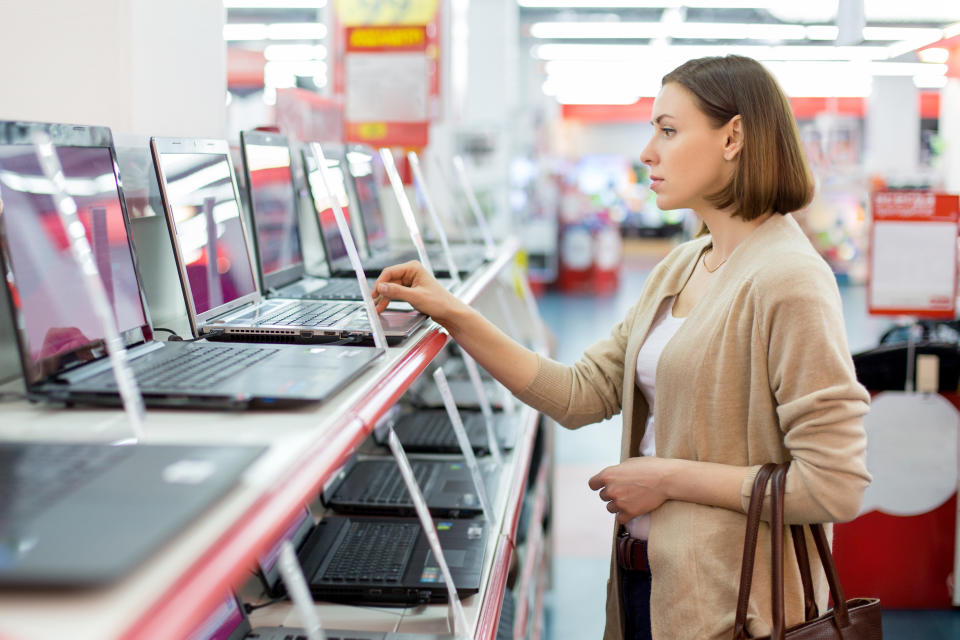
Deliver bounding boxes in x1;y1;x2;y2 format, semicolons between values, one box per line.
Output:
356;122;388;139
335;0;439;26
348;26;425;49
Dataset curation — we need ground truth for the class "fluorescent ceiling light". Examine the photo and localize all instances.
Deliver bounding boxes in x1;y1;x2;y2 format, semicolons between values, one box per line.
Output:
224;22;326;41
918;47;950;63
533;43;892;62
224;0;326;7
266;23;327;40
224;23;268;41
264;44;327;61
862;26;944;41
914;75;949;89
805;26;839;40
530;21;808;40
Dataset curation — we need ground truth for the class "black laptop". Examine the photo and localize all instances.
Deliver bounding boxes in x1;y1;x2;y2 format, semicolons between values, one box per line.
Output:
189;590;448;640
0;121;380;409
150;137;424;345
239;130;377;305
0;441;264;587
324;455;499;518
385;409;518;456
348;145;488;276
258;508;487;606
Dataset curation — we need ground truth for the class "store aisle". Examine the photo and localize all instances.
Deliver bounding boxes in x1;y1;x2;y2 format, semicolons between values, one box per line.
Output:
537;240;960;640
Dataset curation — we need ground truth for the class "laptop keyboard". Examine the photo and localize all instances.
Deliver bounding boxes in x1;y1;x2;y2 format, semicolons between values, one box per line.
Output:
320;521;419;584
399;411;482;449
0;443;133;528
252;302;355;327
303;280;363;301
84;344;278;390
354;462;435;505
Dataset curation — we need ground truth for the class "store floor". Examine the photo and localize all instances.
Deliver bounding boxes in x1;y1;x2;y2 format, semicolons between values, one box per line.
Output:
536;240;960;640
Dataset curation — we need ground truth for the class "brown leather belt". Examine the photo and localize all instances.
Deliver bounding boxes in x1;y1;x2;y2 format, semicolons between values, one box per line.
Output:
616;531;649;572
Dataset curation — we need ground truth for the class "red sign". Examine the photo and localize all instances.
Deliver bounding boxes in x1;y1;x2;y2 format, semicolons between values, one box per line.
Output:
868;191;960;318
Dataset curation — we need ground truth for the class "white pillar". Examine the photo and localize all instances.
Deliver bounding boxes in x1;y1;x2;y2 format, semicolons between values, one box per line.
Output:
865;76;920;182
0;0;226;138
940;78;960;193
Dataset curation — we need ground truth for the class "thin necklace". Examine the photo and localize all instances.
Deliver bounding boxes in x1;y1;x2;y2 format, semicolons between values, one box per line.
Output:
702;248;727;273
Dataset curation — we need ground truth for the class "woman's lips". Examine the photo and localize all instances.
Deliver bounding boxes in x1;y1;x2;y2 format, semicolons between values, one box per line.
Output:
649;176;663;190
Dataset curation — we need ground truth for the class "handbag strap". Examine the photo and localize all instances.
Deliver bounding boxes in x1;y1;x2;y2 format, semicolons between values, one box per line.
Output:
790;524;819;621
770;464;852;639
733;463;777;640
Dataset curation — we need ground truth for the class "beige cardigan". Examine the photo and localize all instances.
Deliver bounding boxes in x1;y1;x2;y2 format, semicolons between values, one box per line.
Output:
515;214;870;639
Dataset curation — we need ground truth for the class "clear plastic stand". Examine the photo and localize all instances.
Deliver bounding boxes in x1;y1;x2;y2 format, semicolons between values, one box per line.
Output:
460;352;503;466
309;143;388;351
378;148;435;276
408;151;461;287
452;155;497;258
31;132;145;442
432;368;495;523
514;263;550;355
386;429;471;640
277;540;327;640
428;153;480;249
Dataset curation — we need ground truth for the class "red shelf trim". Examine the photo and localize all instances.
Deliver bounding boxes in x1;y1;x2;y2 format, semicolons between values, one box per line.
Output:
117;243;522;640
475;534;514;640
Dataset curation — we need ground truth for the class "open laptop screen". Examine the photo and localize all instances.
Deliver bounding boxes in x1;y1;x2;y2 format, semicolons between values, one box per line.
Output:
244;143;303;276
186;593;247;640
0;143;148;383
304;152;354;269
345;146;388;253
154;152;257;314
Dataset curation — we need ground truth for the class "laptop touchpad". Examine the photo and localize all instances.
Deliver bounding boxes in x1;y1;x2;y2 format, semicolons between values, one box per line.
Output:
443;480;473;495
426;549;466;568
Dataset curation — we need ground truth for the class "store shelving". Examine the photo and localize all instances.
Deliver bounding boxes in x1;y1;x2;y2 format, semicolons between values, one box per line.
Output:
0;237;551;640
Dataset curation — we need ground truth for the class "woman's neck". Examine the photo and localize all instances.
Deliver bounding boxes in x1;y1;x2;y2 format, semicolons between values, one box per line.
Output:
700;209;774;261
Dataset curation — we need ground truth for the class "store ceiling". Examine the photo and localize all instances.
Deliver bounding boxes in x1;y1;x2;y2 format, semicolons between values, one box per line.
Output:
518;1;960;102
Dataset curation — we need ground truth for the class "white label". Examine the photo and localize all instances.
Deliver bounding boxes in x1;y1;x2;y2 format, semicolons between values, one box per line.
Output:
461;352;503;466
380;148;435;274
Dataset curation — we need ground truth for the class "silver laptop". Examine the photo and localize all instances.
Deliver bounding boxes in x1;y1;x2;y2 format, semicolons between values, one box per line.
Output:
0;121;379;409
150;137;424;344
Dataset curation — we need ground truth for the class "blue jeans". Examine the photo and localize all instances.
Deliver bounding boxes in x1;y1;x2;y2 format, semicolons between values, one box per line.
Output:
621;567;653;640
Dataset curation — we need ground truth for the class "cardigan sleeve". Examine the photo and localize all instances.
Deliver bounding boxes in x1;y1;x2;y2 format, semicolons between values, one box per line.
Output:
514;300;638;429
742;257;871;523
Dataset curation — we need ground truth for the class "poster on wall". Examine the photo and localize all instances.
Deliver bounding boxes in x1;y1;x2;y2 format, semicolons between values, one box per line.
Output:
867;191;959;318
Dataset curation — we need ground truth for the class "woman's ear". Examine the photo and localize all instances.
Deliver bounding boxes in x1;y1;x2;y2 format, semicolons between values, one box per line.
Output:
723;115;743;161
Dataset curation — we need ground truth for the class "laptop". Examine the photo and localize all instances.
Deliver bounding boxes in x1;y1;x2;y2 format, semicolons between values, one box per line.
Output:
387;409;518;456
303;147;458;284
0;121;379;409
239;130;376;305
344;144;488;276
188;590;448;640
150;137;424;345
324;455;500;518
258;508;487;605
0;440;264;587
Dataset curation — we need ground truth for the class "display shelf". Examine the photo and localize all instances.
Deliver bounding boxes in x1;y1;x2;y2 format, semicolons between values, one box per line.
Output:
0;237;549;640
512;460;550;639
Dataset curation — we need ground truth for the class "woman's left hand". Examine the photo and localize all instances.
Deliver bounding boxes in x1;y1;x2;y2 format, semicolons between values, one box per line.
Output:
588;457;674;524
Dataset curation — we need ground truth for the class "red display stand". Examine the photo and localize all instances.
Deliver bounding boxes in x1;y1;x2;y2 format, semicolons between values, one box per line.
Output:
833;391;959;608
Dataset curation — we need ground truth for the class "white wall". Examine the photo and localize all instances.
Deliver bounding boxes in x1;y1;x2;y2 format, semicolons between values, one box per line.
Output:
0;0;225;137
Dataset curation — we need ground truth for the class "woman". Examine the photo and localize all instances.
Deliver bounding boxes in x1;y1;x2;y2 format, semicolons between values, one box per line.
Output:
372;55;870;640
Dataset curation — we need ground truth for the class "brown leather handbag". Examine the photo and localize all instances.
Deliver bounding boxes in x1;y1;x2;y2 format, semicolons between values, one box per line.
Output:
733;463;882;639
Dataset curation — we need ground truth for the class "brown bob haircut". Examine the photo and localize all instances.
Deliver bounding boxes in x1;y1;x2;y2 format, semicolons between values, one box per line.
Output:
662;55;814;220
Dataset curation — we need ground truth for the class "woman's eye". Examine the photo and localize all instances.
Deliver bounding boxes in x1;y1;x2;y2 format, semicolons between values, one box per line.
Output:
661;127;675;137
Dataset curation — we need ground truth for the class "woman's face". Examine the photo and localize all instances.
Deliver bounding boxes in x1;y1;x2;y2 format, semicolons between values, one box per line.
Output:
640;82;737;213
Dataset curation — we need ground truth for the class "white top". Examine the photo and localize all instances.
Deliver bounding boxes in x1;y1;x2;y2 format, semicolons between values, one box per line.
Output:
624;296;685;540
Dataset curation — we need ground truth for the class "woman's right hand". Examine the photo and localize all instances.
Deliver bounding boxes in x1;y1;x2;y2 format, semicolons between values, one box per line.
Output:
372;261;462;324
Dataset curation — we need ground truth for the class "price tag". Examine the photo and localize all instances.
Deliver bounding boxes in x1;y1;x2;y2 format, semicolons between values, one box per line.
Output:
408;151;461;286
31;132;145;441
379;148;435;275
433;368;495;523
387;429;471;639
460;352;503;466
453;155;496;258
277;540;327;640
310;143;388;350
